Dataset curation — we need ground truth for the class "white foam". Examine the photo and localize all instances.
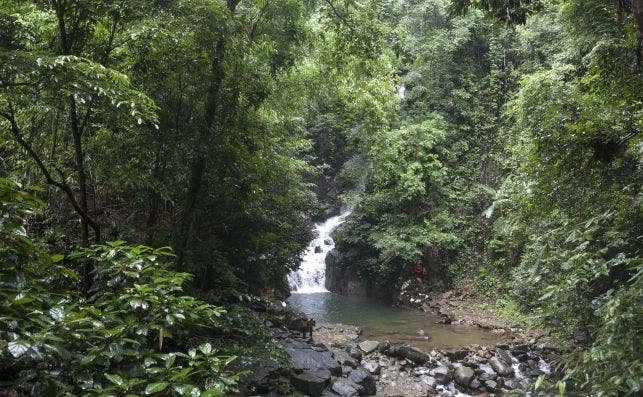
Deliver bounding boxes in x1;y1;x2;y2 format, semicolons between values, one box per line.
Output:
288;210;351;293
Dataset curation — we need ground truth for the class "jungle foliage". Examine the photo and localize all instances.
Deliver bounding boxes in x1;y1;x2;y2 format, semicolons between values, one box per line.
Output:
332;0;641;394
1;0;641;396
0;0;393;394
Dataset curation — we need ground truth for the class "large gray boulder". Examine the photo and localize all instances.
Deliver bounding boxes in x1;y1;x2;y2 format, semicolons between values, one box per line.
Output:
335;350;359;368
332;379;360;397
397;346;430;364
358;340;379;355
285;339;342;376
430;366;452;385
489;356;514;377
290;369;331;397
348;366;377;395
454;366;475;387
363;361;381;375
496;348;513;365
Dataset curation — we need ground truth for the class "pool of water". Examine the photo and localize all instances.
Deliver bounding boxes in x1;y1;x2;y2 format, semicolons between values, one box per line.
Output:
287;292;501;349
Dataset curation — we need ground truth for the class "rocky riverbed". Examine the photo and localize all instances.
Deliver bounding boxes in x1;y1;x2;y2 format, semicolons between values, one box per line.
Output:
245;307;562;397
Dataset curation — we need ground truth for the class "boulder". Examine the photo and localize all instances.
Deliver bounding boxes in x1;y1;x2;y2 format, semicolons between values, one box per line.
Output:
489;356;514;377
496;348;513;365
397;346;430;364
335;350;359;368
348;366;377;395
430;366;452;385
358;340;379;355
377;340;391;353
285;339;342;376
536;341;561;352
314;246;323;253
484;379;498;392
446;348;469;361
290;369;331;397
503;379;519;390
324;238;333;245
454;366;475;387
421;375;437;388
349;346;363;361
332;379;360;397
244;364;278;394
470;378;482;390
363;362;381;375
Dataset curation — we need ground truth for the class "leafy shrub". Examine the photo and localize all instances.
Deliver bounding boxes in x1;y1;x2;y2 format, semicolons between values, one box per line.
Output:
0;179;242;396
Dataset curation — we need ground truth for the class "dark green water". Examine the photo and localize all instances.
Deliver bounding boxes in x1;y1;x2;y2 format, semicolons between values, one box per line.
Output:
287;292;501;349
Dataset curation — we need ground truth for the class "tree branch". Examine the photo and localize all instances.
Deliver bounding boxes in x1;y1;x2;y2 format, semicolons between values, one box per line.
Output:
0;108;101;241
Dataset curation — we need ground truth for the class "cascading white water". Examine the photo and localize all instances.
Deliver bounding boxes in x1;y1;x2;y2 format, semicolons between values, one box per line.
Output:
288;211;351;293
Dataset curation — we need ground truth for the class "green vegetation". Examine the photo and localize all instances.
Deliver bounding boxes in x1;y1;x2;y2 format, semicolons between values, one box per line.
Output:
331;0;642;394
1;0;641;395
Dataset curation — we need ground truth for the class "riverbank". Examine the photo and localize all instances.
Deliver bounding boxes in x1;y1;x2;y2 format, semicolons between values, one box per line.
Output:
248;296;563;397
312;322;561;397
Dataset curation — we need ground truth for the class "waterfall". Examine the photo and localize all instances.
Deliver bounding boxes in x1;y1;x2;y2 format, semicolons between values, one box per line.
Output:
288;210;351;293
397;84;406;99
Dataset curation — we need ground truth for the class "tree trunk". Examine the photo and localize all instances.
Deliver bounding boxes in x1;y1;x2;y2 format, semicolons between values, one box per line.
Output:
69;98;91;246
633;0;643;70
174;22;232;270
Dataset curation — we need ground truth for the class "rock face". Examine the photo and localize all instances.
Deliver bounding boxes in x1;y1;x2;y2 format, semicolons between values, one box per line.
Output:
324;249;368;297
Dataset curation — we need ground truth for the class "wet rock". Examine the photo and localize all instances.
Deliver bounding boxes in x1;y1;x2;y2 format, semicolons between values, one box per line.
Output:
359;340;379;355
314;246;323;253
348;366;377;395
446;348;469;361
526;368;545;378
386;343;404;356
363;362;381;375
245;364;278;394
285;339;342;376
536;341;561;352
331;379;359;397
470;378;482;390
290;369;331;397
503;378;519;390
335;351;359;368
489;356;514;377
484;379;498;392
349;346;363;361
430;366;452;385
454;366;474;387
324;238;333;246
397;346;430;364
377;340;391;353
421;375;437;388
496;348;513;365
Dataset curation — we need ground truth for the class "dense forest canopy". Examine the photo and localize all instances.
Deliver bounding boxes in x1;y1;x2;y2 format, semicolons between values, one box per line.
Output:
1;0;641;396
